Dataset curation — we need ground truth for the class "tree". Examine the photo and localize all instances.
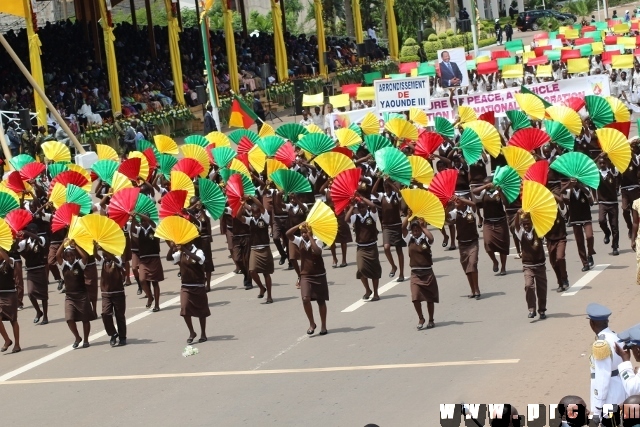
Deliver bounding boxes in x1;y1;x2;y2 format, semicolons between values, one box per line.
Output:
562;0;597;20
248;10;273;32
306;0;345;34
395;0;448;41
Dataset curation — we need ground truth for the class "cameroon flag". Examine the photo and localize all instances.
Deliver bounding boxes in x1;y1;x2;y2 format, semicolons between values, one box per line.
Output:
520;85;552;109
229;95;259;129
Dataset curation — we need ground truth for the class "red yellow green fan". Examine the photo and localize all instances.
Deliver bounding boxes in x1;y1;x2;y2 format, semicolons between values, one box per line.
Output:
522;180;557;236
457;105;477;123
408;155;434;185
461;120;502;157
360;112;380;136
314;152;355;178
205;131;231;148
335;128;362;148
155;216;199;245
0;218;13;251
72;214;125;256
170;171;195;208
67;164;93;185
229;158;251;178
42;140;71;162
502;146;535;177
96;144;119;161
409;107;428;127
258;122;275;137
67;215;93;254
127;151;151;181
400;188;445;228
181;144;211;176
515;93;545;120
596;127;631;172
385;118;418;141
266;159;287;178
605;96;630;123
305;200;338;246
49;182;67;208
154;134;179;155
546;105;583;135
0;186;20;207
248;145;267;173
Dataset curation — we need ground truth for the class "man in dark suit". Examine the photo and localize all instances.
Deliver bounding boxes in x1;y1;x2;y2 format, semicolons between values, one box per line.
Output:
253;91;266;133
203;104;217;135
439;51;463;88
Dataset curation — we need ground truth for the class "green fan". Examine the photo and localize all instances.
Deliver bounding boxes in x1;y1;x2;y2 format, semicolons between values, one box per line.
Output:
297;133;335;156
212;146;236;167
184;135;209;148
364;134;393;154
134;194;159;223
374;147;412;186
138;139;160;156
198;178;226;220
276;123;308;143
458;128;484;164
382;112;404;122
92;159;119;186
256;135;286;157
584;95;614;128
66;184;92;215
9;154;35;171
544;120;574;151
158;153;178;179
506;110;531;132
492;165;521;203
270;169;313;194
0;192;20;218
229;129;260;144
434;117;455;139
550;151;600;189
220;169;255;195
349;123;363;138
48;163;69;179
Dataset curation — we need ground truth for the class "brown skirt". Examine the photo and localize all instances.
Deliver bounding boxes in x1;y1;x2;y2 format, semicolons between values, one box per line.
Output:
200;237;215;273
0;292;18;322
272;216;289;240
65;294;92;322
48;244;60;267
26;266;48;301
334;215;353;244
13;260;24;304
123;234;132;262
138;256;165;282
458;240;479;274
382;224;406;247
410;269;439;303
84;263;98;297
249;247;274;274
225;229;234;252
483;218;511;255
300;274;329;301
356;245;382;279
180;286;211;317
288;239;301;261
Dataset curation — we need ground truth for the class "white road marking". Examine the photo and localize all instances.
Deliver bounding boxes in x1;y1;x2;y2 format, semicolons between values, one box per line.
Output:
252;335;308;371
561;264;610;296
341;278;404;313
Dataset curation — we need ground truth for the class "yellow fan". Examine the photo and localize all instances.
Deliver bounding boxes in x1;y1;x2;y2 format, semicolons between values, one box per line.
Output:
0;218;13;251
259;122;275;137
305;123;324;134
49;182;67;208
42;140;71;163
522;180;557;236
596;127;631;172
248;145;267;173
154;134;179;155
314;152;355;178
306;200;338;246
155;216;199;245
605;96;631;122
515;93;545;120
502;146;535;177
111;170;133;193
360;112;380;135
400;188;445;228
205;131;231;147
181;144;210;178
385;118;418;141
67;215;94;255
408;155;434;185
0;185;19;205
75;214;125;256
95;144;119;161
66;164;93;192
462;120;502;157
335;128;362;148
265;159;287;177
546;105;582;135
170;170;195;208
458;105;477;123
127;151;151;181
229;158;251;178
409;107;428;127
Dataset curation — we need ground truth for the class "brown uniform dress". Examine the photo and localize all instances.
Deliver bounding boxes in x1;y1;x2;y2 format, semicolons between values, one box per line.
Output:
247;212;274;274
137;225;165;282
454;164;470;197
353;210;382;279
469;159;487;207
272;191;289;241
175;248;211;318
232;211;253;288
567;188;595;266
546;208;569;286
378;192;406;247
48;228;67;279
482;190;510;255
8;248;23;307
597;169;619;250
221;212;234;252
407;234;439;303
287;203;308;261
0;260;18;322
84;254;99;313
454;207;479;274
191;215;215;273
297;237;329;301
128;221;140;278
100;258;127;338
327;198;352;244
518;228;547;314
62;261;92;322
21;237;48;301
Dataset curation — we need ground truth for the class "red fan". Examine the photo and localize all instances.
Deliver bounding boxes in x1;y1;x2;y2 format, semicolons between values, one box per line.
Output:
478;111;495;125
52;202;81;233
275;141;297;167
6;171;26;193
118;157;143;180
173;158;204;179
19;162;46;181
90;171;98;182
604;121;631;139
332;146;353;159
47;170;89;196
523;160;549;185
330;168;362;215
237;136;255;155
108;187;141;227
428;169;457;206
159;190;188;219
508;128;550;151
205;144;216;164
414;131;444;158
226;174;245;216
564;97;585;112
5;209;32;235
142;148;158;170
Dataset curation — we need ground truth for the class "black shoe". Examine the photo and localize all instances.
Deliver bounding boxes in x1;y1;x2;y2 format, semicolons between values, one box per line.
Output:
556;286;564;293
604;235;610;244
286;263;295;270
57;280;64;291
581;265;590;272
612;248;619;256
563;280;570;290
110;334;118;347
588;255;594;267
244;284;253;290
118;338;127;346
136;288;142;295
278;257;287;266
528;311;536;318
539;312;547;320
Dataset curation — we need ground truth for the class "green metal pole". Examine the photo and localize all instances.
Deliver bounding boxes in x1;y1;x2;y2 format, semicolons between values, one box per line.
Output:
201;15;221;130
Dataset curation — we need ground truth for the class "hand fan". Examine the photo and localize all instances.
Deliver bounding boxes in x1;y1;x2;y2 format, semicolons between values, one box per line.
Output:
0;218;13;250
270;170;313;194
212;146;236;168
205;131;231;148
336;128;362;148
523;160;549;185
331;168;361;215
134;194;159;224
118;157;143;181
596;127;631;172
9;154;35;171
155;216;199;245
159;190;188;219
184;134;209;147
461;120;502;157
66;184;92;215
409;107;428;127
508;128;550;151
374;147;412;186
400;188;445;228
414;131;444;158
154;134;179;154
360;112;380;135
305;201;338;246
364;134;393;154
109;187;141;227
173;158;205;179
19;162;46;181
408;155;434;185
505;110;531;131
170;171;195;207
522;180;557;236
275;141;296;167
198;178;226;220
549;151;600;189
42;140;71;162
76;214;125;256
297;133;335;156
546;105;583;135
544;120;574;151
502;146;535;177
226;174;245;216
52;203;81;233
428;169;457;206
314;152;355;178
228;129;260;145
584;95;614;128
276;123;308;143
492;165;521;203
385;118;418;141
434;117;455;139
95;144;119;161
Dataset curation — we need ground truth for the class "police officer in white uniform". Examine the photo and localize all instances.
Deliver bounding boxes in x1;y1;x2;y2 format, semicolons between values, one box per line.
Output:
586;303;626;426
614;326;640;396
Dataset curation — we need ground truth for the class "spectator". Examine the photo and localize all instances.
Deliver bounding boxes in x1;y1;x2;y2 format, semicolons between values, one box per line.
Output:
203;104;217;135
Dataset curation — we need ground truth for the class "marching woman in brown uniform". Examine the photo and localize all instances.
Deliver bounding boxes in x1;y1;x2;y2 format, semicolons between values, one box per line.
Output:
468;154;489;227
100;250;127;347
0;248;21;353
130;214;164;311
401;216;438;330
186;197;215;291
8;243;24;311
472;178;510;275
514;212;548;319
56;239;92;348
271;189;290;268
18;224;49;324
372;178;406;281
286;222;329;335
326;187;351;268
449;197;481;299
546;193;570;292
239;196;275;303
346;195;382;301
168;240;210;343
84;247;99;320
47;213;67;292
228;203;253;290
279;193;309;288
563;178;596;271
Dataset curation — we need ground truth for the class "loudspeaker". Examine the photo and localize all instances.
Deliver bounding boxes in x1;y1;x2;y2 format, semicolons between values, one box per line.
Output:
364;39;376;54
292;79;305;115
260;63;270;83
195;85;207;105
323;84;334;97
417;31;423;44
357;43;366;57
19;108;32;131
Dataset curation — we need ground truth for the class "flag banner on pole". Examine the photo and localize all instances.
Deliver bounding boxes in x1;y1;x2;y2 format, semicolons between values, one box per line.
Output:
229;95;259;129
